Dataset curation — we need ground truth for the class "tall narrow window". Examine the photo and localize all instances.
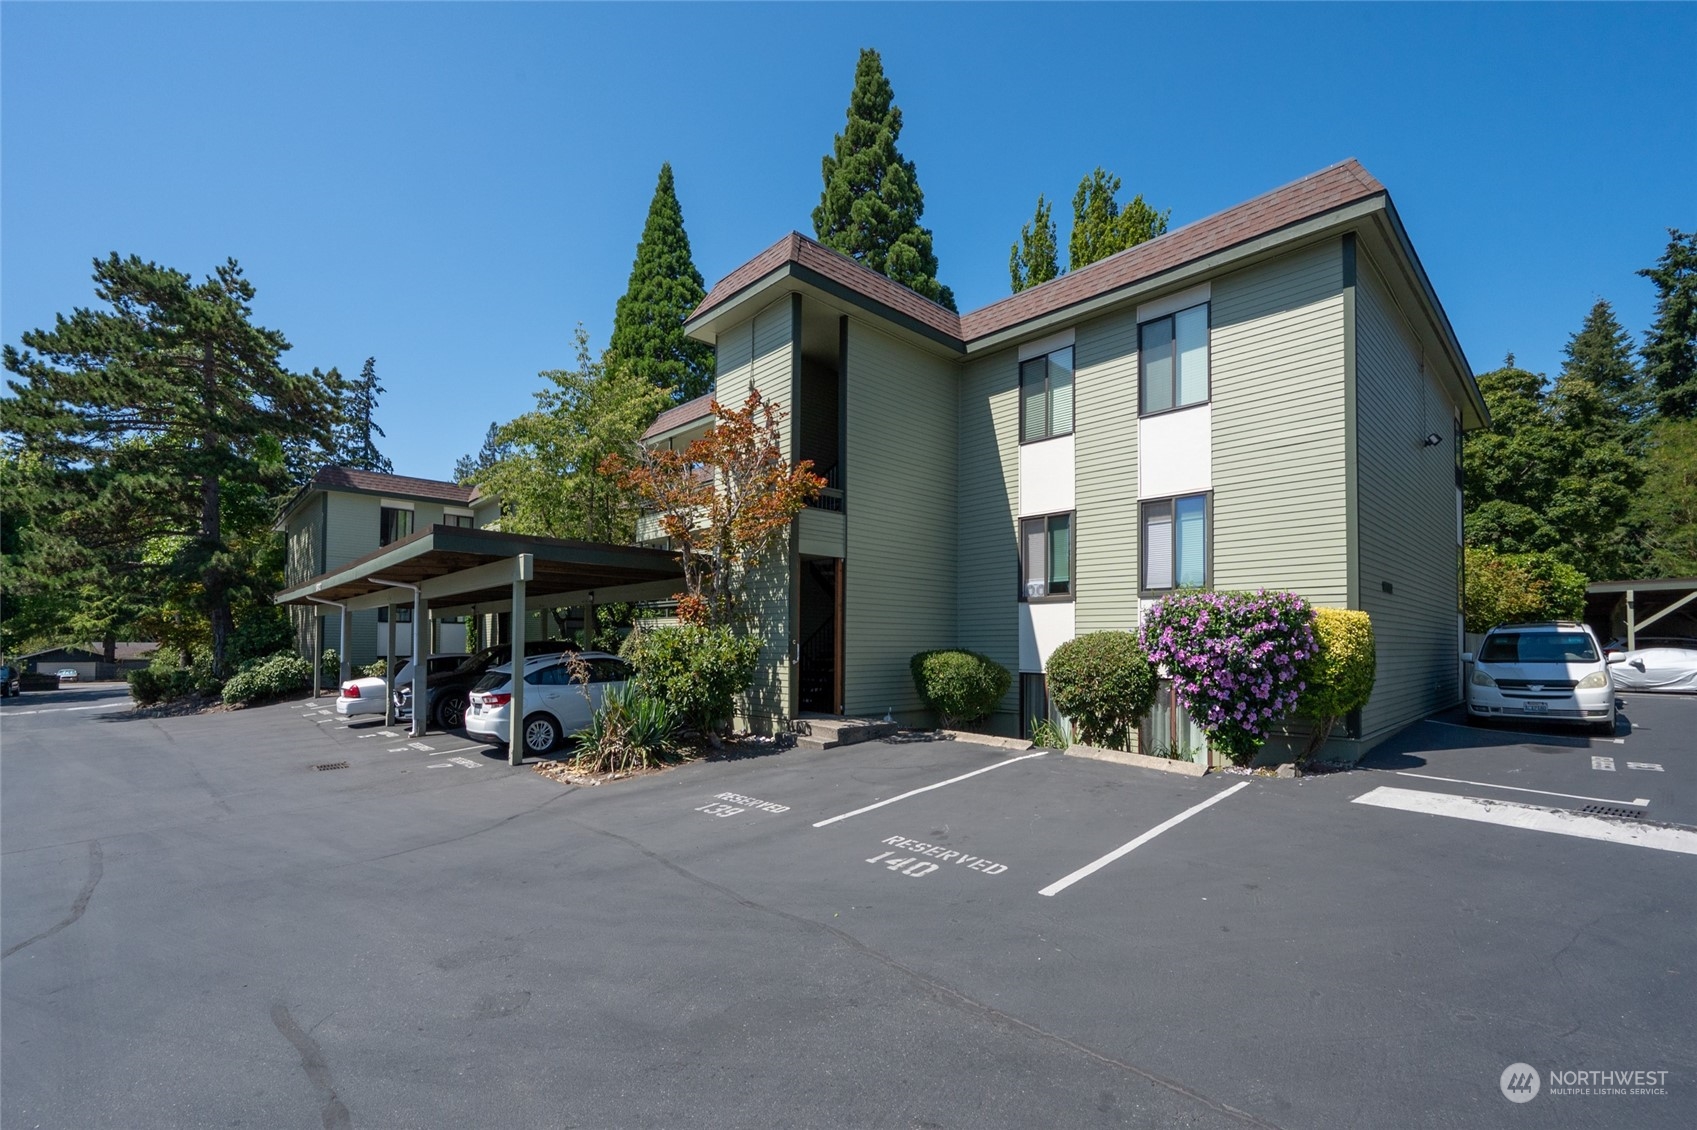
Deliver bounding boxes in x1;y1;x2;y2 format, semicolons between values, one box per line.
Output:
380;506;414;546
1141;494;1209;592
1018;346;1075;442
1140;303;1210;414
1020;512;1074;600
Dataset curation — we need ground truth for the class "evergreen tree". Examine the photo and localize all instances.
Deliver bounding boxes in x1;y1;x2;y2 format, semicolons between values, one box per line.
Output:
453;421;513;485
335;356;393;473
610;164;715;402
1562;299;1648;425
1630;418;1697;577
1009;194;1060;294
1639;228;1697;419
1069;167;1169;271
813;48;955;310
1;254;341;674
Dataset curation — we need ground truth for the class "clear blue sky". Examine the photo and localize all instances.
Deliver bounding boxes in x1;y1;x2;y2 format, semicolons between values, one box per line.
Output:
4;3;1693;481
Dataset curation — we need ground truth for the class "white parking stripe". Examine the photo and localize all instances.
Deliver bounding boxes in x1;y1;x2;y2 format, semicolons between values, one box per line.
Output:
1353;786;1697;855
1394;771;1649;808
811;752;1048;828
1039;782;1251;897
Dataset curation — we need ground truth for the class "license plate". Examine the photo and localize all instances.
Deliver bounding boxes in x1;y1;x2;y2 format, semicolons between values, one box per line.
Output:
1523;701;1548;714
472;704;484;715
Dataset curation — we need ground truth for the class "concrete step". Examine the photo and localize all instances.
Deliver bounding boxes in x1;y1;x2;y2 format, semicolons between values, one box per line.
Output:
790;714;898;750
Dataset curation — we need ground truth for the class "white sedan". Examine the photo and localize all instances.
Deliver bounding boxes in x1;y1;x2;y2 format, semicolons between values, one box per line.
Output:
466;652;630;755
335;655;467;717
1607;647;1697;693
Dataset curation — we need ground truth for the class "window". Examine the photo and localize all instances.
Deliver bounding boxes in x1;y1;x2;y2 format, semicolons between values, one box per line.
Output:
526;663;575;686
1019;673;1066;740
380;506;414;545
1141;495;1208;592
1139;303;1209;414
1140;680;1207;762
1019;346;1074;442
446;513;474;528
1020;512;1072;600
376;606;413;623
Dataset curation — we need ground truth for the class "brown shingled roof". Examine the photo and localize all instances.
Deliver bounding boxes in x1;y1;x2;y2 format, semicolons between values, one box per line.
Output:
689;159;1387;347
641;390;717;441
311;466;477;505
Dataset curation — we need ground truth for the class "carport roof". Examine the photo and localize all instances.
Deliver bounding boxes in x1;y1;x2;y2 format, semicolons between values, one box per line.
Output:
273;525;683;612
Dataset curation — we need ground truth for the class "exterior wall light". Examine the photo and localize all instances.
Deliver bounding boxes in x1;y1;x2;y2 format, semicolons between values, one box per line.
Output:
1423;432;1443;447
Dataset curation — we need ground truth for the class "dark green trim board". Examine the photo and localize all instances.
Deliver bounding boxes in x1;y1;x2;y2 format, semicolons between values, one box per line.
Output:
318;494;329;575
1342;233;1360;610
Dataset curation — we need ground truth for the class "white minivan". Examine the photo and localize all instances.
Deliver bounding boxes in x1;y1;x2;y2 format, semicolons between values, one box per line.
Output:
465;651;631;755
1465;621;1616;734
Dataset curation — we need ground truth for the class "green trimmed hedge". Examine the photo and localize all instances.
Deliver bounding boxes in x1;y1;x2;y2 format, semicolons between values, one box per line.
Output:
909;650;1011;727
1294;608;1376;760
1044;632;1157;752
221;653;312;707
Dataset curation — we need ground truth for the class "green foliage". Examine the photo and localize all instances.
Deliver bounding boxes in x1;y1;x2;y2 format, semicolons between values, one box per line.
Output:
573;680;680;774
128;653;222;705
471;328;669;544
1009;195;1060;294
331;357;393;474
908;649;1012;728
1638;228;1697;419
620;624;761;735
1028;716;1071;750
319;648;340;684
1069;168;1169;271
1;254;342;675
453;422;514;485
1463;547;1587;633
1630;417;1697;576
228;602;294;670
221;652;311;706
1044;632;1158;752
813;48;954;310
1565;299;1650;424
1294;609;1377;760
610;164;715;403
360;658;388;678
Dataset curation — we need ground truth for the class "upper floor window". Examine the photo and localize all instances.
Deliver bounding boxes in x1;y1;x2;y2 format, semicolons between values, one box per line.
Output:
1019;346;1074;443
1020;512;1072;600
380;506;414;545
446;512;474;528
1141;494;1208;592
1139;303;1210;415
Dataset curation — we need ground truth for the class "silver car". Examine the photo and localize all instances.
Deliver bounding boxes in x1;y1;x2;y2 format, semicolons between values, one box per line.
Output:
1465;622;1616;733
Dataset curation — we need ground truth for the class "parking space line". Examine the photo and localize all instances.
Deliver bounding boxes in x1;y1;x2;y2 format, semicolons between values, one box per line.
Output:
1353;786;1697;855
811;752;1049;828
1038;782;1250;897
1394;771;1649;808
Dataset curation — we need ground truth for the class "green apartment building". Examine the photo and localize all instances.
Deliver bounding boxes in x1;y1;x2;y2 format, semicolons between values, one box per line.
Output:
642;159;1488;762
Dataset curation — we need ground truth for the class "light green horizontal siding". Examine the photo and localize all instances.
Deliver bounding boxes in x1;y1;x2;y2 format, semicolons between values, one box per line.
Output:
845;320;957;722
797;507;845;558
957;345;1020;729
1210;240;1349;604
1074;309;1141;633
1355;251;1463;737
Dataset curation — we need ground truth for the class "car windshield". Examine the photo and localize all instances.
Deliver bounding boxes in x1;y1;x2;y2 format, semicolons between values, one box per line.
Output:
471;671;509;694
453;650;498;676
1481;632;1599;664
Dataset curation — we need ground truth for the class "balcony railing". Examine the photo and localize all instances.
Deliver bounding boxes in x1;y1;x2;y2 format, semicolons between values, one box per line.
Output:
806;464;844;512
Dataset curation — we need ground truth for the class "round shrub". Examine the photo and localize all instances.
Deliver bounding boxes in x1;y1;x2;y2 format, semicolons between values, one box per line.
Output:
621;624;760;735
1141;590;1318;766
1044;632;1157;751
1294;608;1376;760
909;650;1012;728
221;652;312;707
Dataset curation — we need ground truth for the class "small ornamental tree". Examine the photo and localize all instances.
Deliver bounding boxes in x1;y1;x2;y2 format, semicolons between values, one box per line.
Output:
1044;632;1158;751
1140;590;1318;765
603;391;824;628
910;649;1011;728
1293;608;1376;762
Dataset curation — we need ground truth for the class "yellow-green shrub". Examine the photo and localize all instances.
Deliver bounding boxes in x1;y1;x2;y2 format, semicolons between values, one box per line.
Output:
1294;608;1376;760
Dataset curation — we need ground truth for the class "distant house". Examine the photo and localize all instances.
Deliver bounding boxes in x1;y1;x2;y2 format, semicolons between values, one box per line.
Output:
16;643;155;682
639;159;1488;763
275;467;501;666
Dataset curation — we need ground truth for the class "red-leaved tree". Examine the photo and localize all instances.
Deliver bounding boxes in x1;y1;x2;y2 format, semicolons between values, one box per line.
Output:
602;391;823;626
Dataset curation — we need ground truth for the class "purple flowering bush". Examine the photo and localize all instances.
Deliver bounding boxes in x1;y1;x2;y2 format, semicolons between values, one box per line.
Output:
1140;590;1319;765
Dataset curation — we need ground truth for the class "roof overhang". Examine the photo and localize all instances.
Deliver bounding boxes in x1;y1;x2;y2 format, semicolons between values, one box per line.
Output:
273;525;684;614
1587;577;1697;595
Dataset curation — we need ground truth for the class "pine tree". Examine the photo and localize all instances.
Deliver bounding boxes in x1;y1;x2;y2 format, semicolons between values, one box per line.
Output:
1;254;341;674
1009;194;1060;294
610;164;715;402
813;48;955;311
1639;228;1697;419
1562;299;1647;424
1069;168;1169;271
335;356;393;473
453;421;513;485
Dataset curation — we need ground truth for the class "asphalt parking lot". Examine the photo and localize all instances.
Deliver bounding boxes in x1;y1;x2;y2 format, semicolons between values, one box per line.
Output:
2;684;1692;1128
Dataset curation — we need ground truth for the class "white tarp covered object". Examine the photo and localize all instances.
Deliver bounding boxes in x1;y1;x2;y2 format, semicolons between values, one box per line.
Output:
1608;648;1697;692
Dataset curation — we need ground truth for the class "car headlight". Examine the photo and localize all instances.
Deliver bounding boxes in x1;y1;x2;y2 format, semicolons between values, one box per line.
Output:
1471;668;1497;688
1576;671;1610;690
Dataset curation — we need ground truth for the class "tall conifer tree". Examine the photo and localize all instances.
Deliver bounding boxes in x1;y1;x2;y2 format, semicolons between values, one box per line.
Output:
813;48;954;310
335;356;393;473
1639;228;1697;419
610;163;715;402
1561;299;1646;424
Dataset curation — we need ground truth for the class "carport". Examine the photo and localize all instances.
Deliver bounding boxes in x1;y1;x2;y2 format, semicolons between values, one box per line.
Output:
274;525;683;765
1586;576;1697;648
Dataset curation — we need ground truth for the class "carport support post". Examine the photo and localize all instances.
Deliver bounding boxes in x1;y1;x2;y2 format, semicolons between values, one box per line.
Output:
384;603;396;727
411;587;427;738
338;606;352;687
509;553;533;766
312;614;322;699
